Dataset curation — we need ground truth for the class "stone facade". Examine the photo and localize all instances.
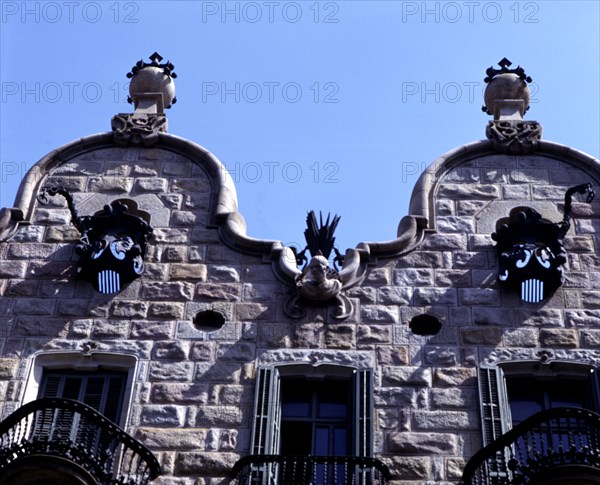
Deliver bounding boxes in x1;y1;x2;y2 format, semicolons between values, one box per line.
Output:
1;61;600;485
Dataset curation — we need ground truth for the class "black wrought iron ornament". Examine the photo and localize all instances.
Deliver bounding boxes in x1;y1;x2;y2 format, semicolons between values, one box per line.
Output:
492;184;594;303
38;188;153;294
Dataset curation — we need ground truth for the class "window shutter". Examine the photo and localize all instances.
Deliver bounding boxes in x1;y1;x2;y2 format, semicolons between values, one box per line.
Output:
478;365;511;445
354;368;374;457
251;366;281;455
39;371;126;422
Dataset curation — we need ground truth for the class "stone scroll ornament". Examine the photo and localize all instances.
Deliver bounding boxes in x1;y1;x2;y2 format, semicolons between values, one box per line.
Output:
37;188;153;294
283;211;359;320
491;184;594;303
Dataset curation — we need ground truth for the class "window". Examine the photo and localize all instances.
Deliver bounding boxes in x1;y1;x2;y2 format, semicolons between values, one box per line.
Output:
478;362;600;444
39;370;127;423
22;352;137;429
250;364;373;484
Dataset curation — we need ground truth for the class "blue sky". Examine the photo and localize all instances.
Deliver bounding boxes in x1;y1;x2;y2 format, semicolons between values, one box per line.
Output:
1;0;599;252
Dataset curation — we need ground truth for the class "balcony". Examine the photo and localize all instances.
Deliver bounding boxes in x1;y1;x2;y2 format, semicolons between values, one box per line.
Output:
0;397;161;485
463;407;600;485
231;454;390;485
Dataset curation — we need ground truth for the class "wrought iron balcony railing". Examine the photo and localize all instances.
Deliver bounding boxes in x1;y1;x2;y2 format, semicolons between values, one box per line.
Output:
463;407;600;484
0;397;161;485
231;454;390;485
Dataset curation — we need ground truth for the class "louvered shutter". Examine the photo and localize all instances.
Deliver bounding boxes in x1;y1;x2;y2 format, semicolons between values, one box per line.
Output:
250;367;281;485
39;371;126;422
478;365;512;479
354;368;374;457
478;365;512;445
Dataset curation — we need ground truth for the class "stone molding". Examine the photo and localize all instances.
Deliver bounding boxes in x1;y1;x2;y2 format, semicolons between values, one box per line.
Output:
409;140;600;232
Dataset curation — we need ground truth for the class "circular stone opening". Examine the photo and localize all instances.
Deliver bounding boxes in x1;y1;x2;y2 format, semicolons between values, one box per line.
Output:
409;314;442;336
193;310;226;331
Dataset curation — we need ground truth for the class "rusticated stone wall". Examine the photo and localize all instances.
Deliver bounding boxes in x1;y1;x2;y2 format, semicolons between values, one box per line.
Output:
1;137;600;484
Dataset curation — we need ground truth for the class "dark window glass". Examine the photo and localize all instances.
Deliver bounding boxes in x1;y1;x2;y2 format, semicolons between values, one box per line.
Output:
279;378;351;457
506;377;591;425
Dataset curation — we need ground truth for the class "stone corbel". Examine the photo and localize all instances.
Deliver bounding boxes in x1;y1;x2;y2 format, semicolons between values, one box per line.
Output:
274;211;367;320
111;113;167;147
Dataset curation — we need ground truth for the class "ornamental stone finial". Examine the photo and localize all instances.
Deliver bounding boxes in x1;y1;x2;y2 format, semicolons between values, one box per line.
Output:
111;53;176;145
482;58;532;120
482;58;542;154
126;52;177;114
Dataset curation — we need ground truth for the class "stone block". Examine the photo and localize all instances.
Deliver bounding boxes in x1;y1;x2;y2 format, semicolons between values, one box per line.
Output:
437;183;499;199
357;325;392;344
216;342;256;362
169;264;207;281
131;162;160;176
153;229;191;244
208;265;241;283
0;359;18;378
196;283;241;301
140;282;195;301
377;287;412;305
88;177;133;193
412;410;478;431
91;320;130;338
374;388;417;407
234;303;273;321
382;367;431;387
162;246;187;262
7;243;55;260
57;300;109;317
361;305;399;323
365;268;391;285
140;405;186;427
539;329;578;347
433;368;477;387
413;288;457;306
472;308;514;326
149;362;194;382
435;270;471;287
424;347;458;366
135;428;206;449
174;452;240;476
387;432;458;454
430;388;476;409
190;342;214;361
460;327;502;345
148;302;185;319
502;328;539;347
11;299;56;316
382;456;431;480
459;288;501;306
130;320;176;339
0;261;27;278
396;252;443;269
324;324;356;349
134;178;168;193
152;341;190;360
195;406;243;427
376;346;409;366
170;211;198;226
151;383;210;404
195;362;241;383
110;301;148;318
393;268;434;286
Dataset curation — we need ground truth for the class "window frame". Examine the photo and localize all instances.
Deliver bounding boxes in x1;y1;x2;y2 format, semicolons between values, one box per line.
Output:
21;351;138;430
478;360;600;446
250;364;374;458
